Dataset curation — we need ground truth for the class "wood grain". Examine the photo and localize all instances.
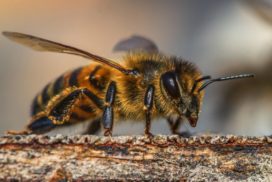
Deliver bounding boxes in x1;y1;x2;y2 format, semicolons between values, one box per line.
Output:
0;135;272;181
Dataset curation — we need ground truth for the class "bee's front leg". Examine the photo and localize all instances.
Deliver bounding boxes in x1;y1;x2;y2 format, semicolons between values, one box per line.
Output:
143;85;155;137
167;117;182;134
167;117;191;138
102;81;117;136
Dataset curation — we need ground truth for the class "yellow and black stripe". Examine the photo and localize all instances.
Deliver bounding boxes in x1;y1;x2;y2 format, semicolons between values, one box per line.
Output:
30;64;113;123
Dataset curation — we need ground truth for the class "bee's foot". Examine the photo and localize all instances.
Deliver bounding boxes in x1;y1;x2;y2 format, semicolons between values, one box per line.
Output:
104;129;112;137
6;130;31;135
144;132;154;139
174;131;192;138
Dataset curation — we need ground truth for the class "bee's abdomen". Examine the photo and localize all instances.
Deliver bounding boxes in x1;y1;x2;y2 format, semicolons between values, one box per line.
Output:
31;64;111;117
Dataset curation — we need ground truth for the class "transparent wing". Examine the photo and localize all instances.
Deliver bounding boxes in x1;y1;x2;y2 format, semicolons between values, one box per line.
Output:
113;35;159;53
3;31;132;75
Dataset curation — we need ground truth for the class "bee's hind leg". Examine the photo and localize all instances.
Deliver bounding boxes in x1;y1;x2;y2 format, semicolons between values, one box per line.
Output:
26;88;84;134
7;112;59;135
143;85;155;137
27;87;103;134
6;111;57;135
27;114;56;134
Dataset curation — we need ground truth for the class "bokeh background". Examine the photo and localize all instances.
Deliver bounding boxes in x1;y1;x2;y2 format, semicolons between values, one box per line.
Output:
0;0;272;136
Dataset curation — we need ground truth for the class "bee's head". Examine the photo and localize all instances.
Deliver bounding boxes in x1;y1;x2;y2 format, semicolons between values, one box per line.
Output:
160;71;203;127
160;71;254;127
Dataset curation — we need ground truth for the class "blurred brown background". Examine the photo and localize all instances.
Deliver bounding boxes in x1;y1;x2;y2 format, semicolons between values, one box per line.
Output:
0;0;271;136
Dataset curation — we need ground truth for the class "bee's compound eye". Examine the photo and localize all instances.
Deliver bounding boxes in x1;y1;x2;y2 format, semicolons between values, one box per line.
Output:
161;71;180;99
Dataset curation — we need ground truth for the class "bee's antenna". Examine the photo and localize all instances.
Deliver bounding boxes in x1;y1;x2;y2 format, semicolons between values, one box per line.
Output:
198;74;254;92
191;75;211;93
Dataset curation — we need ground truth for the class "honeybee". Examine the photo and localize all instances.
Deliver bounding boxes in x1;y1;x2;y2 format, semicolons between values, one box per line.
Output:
3;32;254;136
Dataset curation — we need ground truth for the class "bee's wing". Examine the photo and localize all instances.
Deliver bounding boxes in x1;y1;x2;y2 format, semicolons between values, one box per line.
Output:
2;31;131;75
113;35;159;53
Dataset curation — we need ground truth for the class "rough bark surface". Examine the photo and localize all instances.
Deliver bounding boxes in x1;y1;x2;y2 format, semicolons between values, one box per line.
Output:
0;134;272;181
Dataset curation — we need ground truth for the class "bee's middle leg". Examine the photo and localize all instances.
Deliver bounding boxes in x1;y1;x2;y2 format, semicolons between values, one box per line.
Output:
102;81;117;136
143;85;155;137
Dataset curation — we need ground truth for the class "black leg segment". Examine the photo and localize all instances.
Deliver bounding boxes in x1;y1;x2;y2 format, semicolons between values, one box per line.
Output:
167;117;191;137
28;116;56;134
102;81;117;136
49;89;82;122
49;87;104;124
28;87;103;134
28;89;83;134
144;85;155;136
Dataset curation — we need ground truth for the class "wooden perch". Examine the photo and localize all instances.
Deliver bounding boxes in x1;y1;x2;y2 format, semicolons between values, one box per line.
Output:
0;135;272;181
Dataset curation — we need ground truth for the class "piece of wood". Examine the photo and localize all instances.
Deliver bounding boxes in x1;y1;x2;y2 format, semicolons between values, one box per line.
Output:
0;134;272;181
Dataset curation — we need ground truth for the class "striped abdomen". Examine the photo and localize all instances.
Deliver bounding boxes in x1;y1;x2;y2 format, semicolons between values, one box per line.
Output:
31;64;112;121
